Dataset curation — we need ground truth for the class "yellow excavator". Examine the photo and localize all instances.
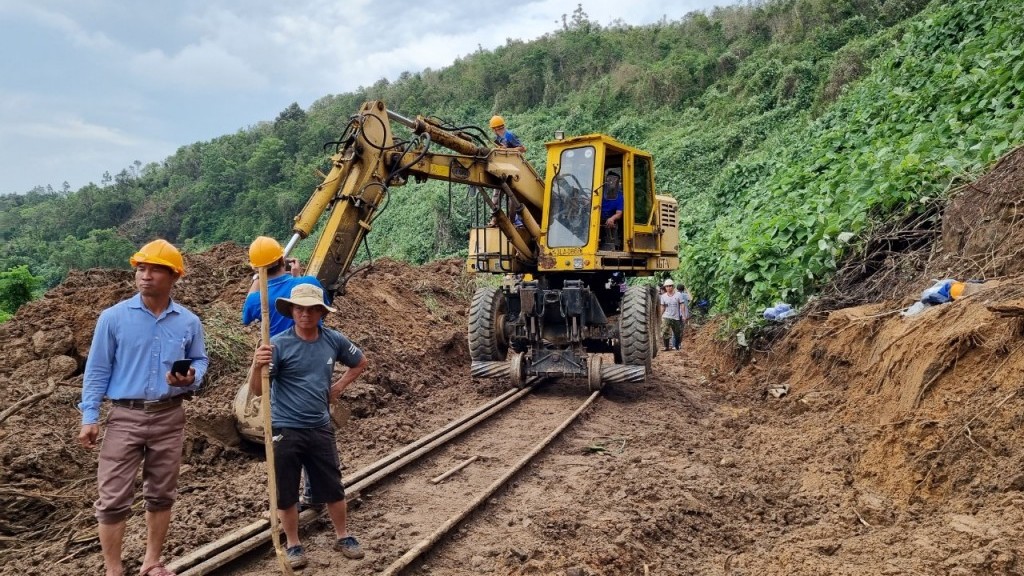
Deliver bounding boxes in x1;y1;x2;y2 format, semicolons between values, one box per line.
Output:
235;100;678;442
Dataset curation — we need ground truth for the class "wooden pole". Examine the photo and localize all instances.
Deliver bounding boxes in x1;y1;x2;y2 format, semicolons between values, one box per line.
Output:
257;266;295;576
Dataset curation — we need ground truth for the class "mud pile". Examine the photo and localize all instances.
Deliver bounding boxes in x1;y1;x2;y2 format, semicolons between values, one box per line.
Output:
0;247;476;573
686;148;1024;575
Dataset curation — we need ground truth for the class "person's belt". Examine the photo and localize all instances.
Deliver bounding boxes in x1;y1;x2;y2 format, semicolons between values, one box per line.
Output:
111;395;188;413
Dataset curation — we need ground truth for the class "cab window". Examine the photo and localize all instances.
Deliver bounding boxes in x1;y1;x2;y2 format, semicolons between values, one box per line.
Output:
634;156;654;225
548;146;595;248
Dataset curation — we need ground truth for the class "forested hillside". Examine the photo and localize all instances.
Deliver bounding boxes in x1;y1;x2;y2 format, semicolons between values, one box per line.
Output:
2;0;1021;326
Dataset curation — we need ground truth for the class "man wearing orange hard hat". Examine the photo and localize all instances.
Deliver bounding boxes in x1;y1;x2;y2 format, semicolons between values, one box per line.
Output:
242;236;330;337
78;238;208;576
489;115;526;153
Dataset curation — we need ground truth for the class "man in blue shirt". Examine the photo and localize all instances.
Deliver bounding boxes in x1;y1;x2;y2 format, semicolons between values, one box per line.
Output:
490;115;526;152
600;171;625;250
78;238;208;576
241;239;328;336
250;283;368;568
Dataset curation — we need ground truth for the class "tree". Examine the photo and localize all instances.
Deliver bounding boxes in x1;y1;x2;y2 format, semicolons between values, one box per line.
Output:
0;265;41;315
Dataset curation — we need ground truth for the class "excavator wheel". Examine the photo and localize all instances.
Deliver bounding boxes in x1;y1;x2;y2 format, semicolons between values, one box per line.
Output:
469;287;508;361
509;351;527;389
619;286;653;371
587;354;604;391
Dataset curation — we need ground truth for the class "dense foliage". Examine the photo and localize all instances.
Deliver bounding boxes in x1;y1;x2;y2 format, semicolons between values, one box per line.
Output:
2;0;1020;329
0;265;41;321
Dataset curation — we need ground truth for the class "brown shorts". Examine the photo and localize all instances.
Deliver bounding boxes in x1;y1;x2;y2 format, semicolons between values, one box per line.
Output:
94;404;186;524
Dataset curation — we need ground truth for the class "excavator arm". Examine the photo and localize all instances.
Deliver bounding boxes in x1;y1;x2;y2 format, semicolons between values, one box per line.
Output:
287;100;542;295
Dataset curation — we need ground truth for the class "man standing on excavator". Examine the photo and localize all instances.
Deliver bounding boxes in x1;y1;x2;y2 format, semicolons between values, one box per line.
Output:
490;115;526;152
78;239;208;576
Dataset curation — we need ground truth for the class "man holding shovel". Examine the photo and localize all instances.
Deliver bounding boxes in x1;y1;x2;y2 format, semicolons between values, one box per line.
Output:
249;283;368;569
242;236;330;512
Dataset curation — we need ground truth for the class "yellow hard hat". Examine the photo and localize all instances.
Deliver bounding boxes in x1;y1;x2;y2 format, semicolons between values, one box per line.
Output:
130;239;185;276
489;115;505;129
950;281;965;299
248;236;284;268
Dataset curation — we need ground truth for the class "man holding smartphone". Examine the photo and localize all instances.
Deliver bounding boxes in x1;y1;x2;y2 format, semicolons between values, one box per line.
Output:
78;238;209;576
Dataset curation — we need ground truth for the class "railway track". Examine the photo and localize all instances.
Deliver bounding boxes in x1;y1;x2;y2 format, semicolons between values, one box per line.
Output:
167;379;603;575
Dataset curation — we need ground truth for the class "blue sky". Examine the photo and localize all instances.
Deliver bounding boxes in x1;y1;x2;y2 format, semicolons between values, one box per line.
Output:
0;0;730;194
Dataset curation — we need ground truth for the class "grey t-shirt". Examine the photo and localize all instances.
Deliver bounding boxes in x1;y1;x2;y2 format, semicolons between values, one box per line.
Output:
660;291;690;321
269;326;364;429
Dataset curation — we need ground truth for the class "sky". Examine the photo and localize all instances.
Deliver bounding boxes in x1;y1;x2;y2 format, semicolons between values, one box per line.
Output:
0;0;731;195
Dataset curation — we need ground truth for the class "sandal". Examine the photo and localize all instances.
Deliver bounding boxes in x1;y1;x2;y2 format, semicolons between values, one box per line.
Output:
140;563;177;576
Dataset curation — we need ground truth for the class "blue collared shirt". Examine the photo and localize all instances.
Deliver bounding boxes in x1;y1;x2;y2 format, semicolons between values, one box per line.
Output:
79;293;209;424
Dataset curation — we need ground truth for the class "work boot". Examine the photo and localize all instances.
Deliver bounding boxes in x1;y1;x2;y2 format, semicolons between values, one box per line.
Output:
663;338;671;351
286;545;308;569
335;535;365;559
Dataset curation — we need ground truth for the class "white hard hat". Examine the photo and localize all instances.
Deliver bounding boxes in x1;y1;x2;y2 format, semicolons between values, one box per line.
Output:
663;278;675;287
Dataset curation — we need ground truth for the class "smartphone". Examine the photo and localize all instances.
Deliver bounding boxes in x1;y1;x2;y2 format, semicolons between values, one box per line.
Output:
171;359;193;377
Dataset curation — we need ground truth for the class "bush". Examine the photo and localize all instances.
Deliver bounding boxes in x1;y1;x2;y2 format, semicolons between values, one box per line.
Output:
0;265;42;315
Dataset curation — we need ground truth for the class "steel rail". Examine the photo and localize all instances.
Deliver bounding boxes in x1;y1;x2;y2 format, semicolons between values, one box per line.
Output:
380;389;602;575
168;383;536;575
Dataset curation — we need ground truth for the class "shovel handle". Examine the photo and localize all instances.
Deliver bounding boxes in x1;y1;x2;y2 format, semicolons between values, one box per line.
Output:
257;266;295;576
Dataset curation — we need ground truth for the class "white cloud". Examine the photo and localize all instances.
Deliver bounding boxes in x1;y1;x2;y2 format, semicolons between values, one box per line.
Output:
11;117;140;147
130;41;268;92
0;0;732;193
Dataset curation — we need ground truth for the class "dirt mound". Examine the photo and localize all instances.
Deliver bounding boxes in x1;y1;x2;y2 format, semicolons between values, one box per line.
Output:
0;248;476;573
704;149;1024;575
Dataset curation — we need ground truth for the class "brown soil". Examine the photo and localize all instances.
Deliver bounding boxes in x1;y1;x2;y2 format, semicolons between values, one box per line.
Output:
2;149;1024;575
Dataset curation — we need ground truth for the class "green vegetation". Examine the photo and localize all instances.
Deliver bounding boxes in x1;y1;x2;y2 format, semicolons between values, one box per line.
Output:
2;0;1021;330
0;265;42;321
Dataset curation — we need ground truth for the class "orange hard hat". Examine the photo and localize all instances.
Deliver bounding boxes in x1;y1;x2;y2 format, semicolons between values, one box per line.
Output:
950;281;965;299
489;115;505;129
248;236;284;268
130;239;185;276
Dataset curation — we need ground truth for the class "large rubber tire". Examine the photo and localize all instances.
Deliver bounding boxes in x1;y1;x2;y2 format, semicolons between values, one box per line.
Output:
619;285;653;371
649;289;660;360
469;287;508;361
587;354;604;392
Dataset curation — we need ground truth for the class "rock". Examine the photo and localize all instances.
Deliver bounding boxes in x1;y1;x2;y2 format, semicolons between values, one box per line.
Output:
508;548;529;562
1;338;38;372
32;327;74;357
11;355;78;383
470;555;486;568
855;491;895;526
566;567;586;576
